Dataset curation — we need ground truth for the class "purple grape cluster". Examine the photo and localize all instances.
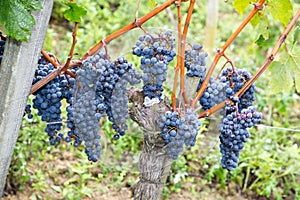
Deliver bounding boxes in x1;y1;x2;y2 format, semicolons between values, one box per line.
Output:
219;67;256;110
95;56;141;139
158;109;201;159
132;30;176;100
71;53;108;161
32;56;66;145
110;69;141;139
185;44;207;78
199;78;227;110
219;103;262;170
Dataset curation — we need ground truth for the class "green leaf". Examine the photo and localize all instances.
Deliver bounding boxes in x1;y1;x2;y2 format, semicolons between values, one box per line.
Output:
51;185;62;193
288;47;300;93
269;61;293;93
269;42;300;94
19;0;43;11
232;0;251;15
253;14;270;42
0;0;36;41
63;2;87;23
267;0;293;26
147;0;157;9
255;35;274;47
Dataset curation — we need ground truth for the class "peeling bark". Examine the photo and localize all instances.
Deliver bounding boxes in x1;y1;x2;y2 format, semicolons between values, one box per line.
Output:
129;89;173;200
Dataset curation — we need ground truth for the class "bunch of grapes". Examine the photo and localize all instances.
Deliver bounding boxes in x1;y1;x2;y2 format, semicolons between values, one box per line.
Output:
132;30;176;100
214;67;261;170
31;56;68;145
72;90;102;162
110;68;141;139
0;31;6;64
71;53;108;161
182;43;227;111
219;103;262;170
158;109;201;159
219;67;256;110
199;78;227;111
185;44;207;79
95;56;141;139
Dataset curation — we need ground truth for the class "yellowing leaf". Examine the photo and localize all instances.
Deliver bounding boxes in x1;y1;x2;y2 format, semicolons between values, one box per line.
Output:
267;0;293;26
288;47;300;93
269;40;300;94
233;0;251;15
147;0;157;9
269;61;293;93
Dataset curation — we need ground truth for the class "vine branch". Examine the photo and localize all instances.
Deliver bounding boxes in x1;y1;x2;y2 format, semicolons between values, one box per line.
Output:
180;0;196;106
191;0;265;108
81;0;179;60
63;22;79;72
172;0;182;110
198;8;300;118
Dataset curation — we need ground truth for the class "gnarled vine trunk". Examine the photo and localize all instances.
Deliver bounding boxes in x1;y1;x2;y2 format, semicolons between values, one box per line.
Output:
129;89;173;200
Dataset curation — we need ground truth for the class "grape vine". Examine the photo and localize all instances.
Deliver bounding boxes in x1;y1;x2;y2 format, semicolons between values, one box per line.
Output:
0;0;298;175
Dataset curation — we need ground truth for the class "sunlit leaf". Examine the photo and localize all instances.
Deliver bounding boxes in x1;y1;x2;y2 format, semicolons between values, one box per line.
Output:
63;2;87;23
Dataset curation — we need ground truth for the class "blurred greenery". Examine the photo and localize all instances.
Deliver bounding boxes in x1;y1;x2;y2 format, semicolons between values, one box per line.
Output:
4;0;300;200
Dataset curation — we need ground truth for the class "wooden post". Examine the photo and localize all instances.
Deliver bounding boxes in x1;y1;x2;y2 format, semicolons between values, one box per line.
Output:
204;0;219;56
0;0;53;197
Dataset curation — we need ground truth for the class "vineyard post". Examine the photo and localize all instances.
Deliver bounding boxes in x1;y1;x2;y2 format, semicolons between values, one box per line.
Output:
0;0;53;197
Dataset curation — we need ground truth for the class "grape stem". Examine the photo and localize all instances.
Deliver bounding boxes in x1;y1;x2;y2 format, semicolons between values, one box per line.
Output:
215;53;235;80
172;0;182;110
180;0;195;106
198;8;300;118
172;0;196;109
30;22;80;94
191;0;265;108
41;49;59;67
81;0;180;60
63;22;79;72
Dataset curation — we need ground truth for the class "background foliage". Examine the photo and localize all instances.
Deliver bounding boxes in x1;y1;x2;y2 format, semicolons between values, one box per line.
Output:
3;0;300;199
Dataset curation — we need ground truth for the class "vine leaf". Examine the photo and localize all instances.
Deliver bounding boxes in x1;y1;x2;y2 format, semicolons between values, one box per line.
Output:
269;40;300;94
0;0;38;41
147;0;157;9
267;0;293;26
63;2;87;23
252;13;270;46
19;0;42;11
232;0;251;15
